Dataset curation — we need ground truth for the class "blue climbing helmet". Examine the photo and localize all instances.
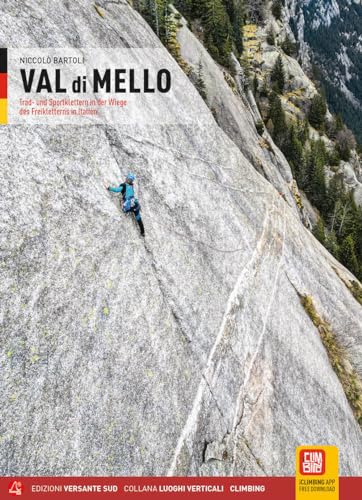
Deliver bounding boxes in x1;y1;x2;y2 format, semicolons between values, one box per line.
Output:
126;172;136;183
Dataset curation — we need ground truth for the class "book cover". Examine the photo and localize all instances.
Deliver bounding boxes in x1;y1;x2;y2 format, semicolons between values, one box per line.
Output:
0;1;361;499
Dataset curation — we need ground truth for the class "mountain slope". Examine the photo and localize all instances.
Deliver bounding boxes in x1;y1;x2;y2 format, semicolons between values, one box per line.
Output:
0;0;361;476
285;0;362;143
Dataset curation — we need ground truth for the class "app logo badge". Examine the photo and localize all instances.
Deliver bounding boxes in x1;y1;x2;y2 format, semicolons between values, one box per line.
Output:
300;449;326;475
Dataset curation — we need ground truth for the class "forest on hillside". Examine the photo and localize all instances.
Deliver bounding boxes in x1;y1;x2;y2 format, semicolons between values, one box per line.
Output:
134;0;362;283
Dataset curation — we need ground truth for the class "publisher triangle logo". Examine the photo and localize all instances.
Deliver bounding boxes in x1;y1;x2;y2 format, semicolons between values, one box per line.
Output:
8;481;23;496
296;446;338;500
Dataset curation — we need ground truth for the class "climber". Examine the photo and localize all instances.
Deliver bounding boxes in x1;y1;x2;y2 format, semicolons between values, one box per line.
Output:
106;173;145;236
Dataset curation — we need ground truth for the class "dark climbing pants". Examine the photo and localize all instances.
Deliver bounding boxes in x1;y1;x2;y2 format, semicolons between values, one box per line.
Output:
122;198;141;222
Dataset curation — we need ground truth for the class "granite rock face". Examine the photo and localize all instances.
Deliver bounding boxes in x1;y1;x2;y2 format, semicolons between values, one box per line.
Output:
176;14;300;215
0;0;362;476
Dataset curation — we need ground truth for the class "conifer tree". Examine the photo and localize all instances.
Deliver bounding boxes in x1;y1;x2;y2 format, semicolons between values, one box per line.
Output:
313;218;326;245
224;0;245;55
187;0;209;18
283;125;304;179
174;0;194;17
336;198;356;239
324;175;344;218
297;119;309;145
141;0;168;40
340;235;360;277
195;60;207;101
272;0;282;20
141;0;156;35
271;55;285;94
311;161;327;213
253;74;258;95
325;230;340;260
354;206;362;262
267;27;275;45
268;92;287;147
328;147;341;166
281;35;297;56
308;93;327;130
203;0;233;67
306;140;327;214
326;113;344;140
335;114;344;133
232;0;245;55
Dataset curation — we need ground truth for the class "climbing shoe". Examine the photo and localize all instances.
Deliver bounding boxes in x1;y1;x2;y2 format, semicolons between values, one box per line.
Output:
138;219;145;237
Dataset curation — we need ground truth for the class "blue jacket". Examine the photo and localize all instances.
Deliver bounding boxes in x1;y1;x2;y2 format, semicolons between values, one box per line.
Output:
108;183;134;201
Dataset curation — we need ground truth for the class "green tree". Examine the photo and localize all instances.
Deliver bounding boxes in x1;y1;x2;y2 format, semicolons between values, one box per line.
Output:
313;218;326;245
324;175;344;218
188;0;209;18
267;27;275;45
175;0;194;17
353;206;362;262
140;0;158;36
308;93;327;130
340;235;360;277
268;92;287;148
329;199;352;239
272;0;282;20
283;125;304;179
253;74;258;95
194;60;207;101
325;230;340;260
281;35;297;56
140;0;169;40
328;147;341;166
339;197;360;241
271;55;285;94
256;119;265;135
203;0;233;68
297;119;309;145
306;140;327;213
326;113;344;140
224;0;245;55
